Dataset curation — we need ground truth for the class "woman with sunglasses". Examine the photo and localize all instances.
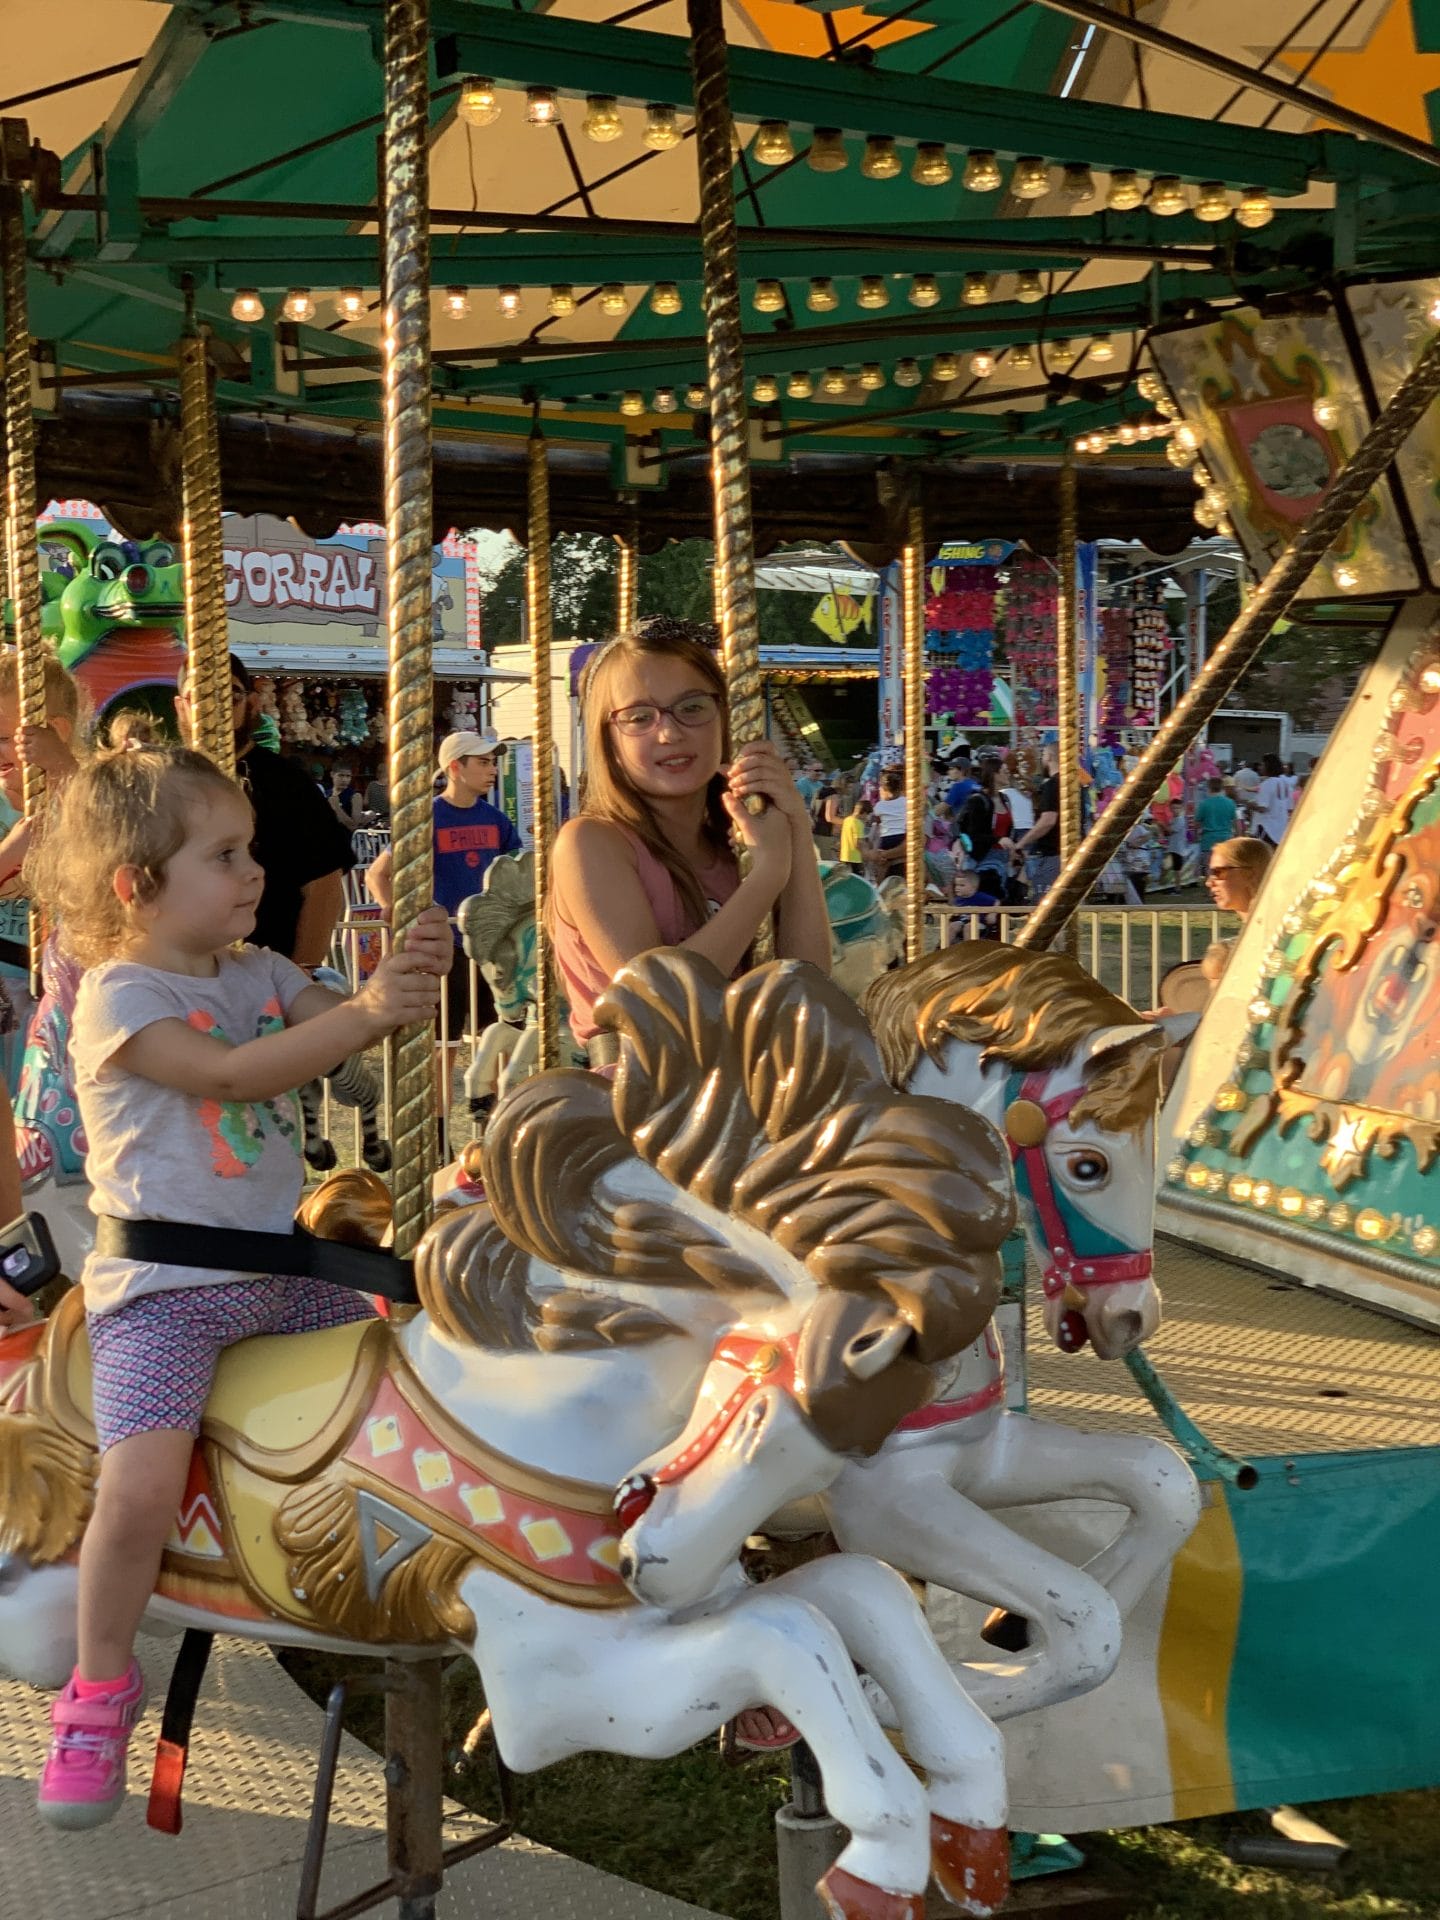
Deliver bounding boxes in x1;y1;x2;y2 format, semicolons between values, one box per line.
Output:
1200;836;1272;987
550;618;830;1053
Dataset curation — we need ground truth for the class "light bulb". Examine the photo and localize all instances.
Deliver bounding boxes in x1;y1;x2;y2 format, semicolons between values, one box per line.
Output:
1149;174;1186;216
619;390;645;416
1047;338;1077;369
1334;563;1359;590
650;281;682;316
1075;434;1094;453
857;275;890;311
753;279;786;314
685;382;708;409
962;272;991;307
962;149;1002;193
1194;499;1220;529
643;103;682;150
1313;397;1341;430
913;143;953;188
282;288;315;323
1014;270;1044;304
752;373;780;405
526;86;558;126
859;362;886;391
496;285;521;317
808;128;848;173
230;288;264;323
653;386;677;413
1106;169;1144;211
908;272;940;309
1009;341;1035;370
1236;187;1274;230
894;357;922;388
931;352;960;382
822;366;850;396
753;120;794;166
861;134;901;181
1059;163;1095;204
1166;440;1190;468
1194;180;1231;223
1175;421;1200;451
1012;156;1050;199
582;95;624;143
1155;393;1179;417
1118;421;1139;444
599;283;628;316
335;287;366;321
1087;335;1115;363
1137;370;1162;402
458;77;501;127
444;287;471;319
807;276;839;313
547;284;576;318
787;370;814;399
969;348;995;377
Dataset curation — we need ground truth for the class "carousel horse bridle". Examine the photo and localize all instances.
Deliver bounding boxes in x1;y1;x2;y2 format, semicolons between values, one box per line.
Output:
1003;1071;1153;1353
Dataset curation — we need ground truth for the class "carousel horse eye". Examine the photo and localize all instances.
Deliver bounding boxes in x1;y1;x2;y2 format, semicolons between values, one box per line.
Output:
613;1472;657;1533
1064;1150;1109;1185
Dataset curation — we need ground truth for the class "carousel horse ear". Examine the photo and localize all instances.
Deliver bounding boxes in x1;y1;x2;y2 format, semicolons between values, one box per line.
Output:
1079;1021;1168;1066
1151;1010;1201;1046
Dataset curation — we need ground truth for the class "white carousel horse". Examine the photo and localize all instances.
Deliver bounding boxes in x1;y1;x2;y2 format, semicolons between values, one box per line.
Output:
0;951;1018;1920
789;945;1202;1724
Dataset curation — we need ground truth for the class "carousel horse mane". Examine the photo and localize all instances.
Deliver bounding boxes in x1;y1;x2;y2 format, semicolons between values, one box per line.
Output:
864;942;1161;1135
420;954;1015;1420
456;852;535;970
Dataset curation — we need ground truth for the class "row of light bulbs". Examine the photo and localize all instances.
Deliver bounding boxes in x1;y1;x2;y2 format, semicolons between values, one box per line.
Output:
455;78;1275;225
233;271;1122;328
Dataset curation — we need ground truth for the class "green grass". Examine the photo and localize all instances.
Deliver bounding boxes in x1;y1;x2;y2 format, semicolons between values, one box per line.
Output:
278;1649;1440;1918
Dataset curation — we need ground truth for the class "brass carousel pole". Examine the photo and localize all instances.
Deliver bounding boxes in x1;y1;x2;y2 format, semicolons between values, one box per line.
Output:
2;148;45;994
686;0;772;959
178;296;234;778
527;421;559;1071
615;507;639;634
379;0;436;1261
902;503;927;965
1054;447;1080;954
1017;329;1440;953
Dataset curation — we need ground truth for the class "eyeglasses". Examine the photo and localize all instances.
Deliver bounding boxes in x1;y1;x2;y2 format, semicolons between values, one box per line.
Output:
607;691;720;736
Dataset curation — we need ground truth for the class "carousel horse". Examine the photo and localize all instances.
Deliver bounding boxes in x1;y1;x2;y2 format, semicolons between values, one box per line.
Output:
0;951;1019;1920
456;849;904;1115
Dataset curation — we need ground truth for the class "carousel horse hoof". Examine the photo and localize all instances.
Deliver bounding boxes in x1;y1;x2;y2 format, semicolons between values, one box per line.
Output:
305;1140;338;1173
816;1865;925;1920
979;1606;1031;1652
930;1815;1010;1917
363;1140;393;1173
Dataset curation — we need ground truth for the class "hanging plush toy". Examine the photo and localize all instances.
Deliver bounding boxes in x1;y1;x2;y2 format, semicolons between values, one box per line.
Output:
279;679;313;746
338;684;369;749
447;683;478;734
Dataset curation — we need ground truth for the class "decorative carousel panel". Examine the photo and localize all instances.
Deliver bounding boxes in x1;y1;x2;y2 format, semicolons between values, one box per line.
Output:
1346;278;1440;591
1159;599;1440;1328
1149;306;1420;600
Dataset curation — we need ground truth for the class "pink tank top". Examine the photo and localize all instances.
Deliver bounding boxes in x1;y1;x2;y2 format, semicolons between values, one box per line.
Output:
553;823;740;1042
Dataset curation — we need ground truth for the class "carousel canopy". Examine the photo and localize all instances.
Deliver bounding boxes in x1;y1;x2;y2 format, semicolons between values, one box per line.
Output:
6;0;1439;548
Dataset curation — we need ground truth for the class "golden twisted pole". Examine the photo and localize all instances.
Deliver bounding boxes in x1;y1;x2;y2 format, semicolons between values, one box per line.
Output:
1017;328;1440;954
380;0;435;1257
1054;448;1080;955
2;175;45;993
902;503;927;965
686;0;772;960
526;424;559;1071
614;509;639;635
178;319;234;778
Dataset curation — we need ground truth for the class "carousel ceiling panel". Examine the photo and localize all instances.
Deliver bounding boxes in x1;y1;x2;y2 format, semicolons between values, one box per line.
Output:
2;2;171;161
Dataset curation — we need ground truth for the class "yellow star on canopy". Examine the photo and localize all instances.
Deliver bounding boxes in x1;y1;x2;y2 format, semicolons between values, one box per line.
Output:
1278;0;1440;143
735;0;931;60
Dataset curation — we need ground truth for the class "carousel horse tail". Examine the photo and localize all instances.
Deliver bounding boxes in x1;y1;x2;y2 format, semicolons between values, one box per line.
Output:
323;1053;392;1174
298;1080;336;1172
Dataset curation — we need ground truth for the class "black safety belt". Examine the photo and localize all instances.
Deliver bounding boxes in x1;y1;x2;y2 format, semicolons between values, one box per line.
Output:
94;1217;418;1305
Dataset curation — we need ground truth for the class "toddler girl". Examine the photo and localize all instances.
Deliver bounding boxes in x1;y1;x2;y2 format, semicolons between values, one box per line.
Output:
29;745;449;1829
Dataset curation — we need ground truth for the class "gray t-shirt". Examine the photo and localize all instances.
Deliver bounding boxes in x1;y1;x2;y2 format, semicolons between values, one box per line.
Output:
73;946;313;1316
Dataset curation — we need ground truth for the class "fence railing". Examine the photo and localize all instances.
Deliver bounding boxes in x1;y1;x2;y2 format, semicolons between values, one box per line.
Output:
318;902;1230;1172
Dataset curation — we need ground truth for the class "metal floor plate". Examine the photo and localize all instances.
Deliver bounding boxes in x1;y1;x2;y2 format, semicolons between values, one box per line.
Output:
1028;1233;1440;1458
0;1635;726;1920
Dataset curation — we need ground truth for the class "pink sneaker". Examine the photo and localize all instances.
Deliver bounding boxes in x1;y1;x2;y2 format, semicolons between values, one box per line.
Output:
37;1663;148;1830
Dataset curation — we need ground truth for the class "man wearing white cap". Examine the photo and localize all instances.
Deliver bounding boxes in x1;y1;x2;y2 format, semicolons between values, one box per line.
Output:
366;731;521;1099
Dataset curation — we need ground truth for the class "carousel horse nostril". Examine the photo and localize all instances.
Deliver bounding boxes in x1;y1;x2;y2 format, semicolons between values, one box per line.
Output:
618;1547;637;1585
0;1552;23;1594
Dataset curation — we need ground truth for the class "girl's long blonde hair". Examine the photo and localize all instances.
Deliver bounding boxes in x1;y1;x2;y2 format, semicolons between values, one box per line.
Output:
26;745;249;967
571;618;732;931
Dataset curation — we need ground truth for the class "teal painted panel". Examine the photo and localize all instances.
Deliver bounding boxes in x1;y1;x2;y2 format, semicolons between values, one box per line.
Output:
1224;1449;1440;1807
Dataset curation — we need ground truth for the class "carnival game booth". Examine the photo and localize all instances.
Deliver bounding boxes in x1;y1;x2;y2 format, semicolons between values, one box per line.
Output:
6;4;1440;1917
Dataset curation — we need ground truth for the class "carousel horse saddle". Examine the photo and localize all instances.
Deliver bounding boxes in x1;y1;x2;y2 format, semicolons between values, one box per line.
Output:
2;1289;630;1644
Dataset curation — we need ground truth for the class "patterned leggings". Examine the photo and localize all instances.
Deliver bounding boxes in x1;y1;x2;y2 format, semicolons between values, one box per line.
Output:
87;1277;373;1452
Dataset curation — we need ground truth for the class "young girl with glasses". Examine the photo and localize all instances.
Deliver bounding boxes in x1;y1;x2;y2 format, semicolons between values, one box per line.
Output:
550;618;831;1048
